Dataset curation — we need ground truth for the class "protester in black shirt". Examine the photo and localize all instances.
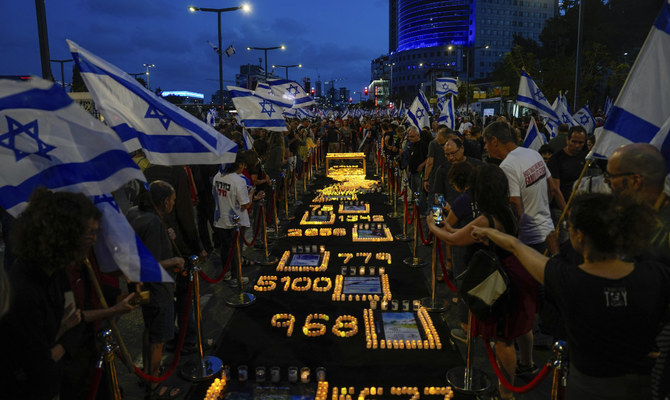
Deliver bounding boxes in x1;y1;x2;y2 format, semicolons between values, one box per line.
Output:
547;126;588;201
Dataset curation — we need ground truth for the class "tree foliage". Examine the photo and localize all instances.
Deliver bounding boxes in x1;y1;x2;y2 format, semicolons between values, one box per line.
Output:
491;0;664;111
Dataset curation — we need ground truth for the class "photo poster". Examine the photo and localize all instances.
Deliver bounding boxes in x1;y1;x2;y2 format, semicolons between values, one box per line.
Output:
381;312;422;342
343;204;366;211
308;214;329;221
357;228;386;239
342;276;382;294
289;253;321;266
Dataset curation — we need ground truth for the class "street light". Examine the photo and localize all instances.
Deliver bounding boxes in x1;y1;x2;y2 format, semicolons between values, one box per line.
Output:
448;44;488;114
272;64;301;80
189;4;251;105
143;63;155;90
50;59;72;89
247;45;286;82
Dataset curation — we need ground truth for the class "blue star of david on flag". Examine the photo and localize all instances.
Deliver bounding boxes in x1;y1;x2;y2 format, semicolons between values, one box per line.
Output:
259;99;276;117
579;114;590;125
144;105;171;130
0;116;56;161
415;107;425;119
534;88;546;102
442;83;449;90
286;84;299;96
93;193;121;213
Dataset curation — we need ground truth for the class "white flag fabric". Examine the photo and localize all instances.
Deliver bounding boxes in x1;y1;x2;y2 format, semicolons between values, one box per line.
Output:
0;77;145;216
68;40;237;166
604;96;614;119
268;79;315;107
283;108;297;118
206;108;217;126
92;194;172;282
517;70;560;128
436;77;458;96
553;93;578;127
522;117;548;151
297;107;314;119
590;1;670;159
437;95;456;130
418;89;432;114
407;96;431;130
228;86;287;131
341;108;350;120
573;105;597;134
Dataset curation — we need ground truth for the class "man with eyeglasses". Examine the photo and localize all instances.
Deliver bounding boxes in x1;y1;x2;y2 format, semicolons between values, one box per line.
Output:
606;143;670;400
547;126;588;203
433;133;483;206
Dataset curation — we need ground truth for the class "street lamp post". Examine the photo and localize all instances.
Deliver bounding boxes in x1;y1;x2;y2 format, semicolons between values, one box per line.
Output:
143;63;155;90
50;59;72;88
190;4;250;105
247;45;285;82
448;44;488;114
272;64;301;80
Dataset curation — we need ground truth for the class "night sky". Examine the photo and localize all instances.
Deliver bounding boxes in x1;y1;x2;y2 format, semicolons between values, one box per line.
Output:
2;0;389;101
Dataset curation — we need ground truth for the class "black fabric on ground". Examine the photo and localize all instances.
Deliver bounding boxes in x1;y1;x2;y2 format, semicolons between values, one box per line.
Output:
188;173;465;398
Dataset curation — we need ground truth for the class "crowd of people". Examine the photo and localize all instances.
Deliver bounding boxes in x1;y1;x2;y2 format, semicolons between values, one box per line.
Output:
0;106;669;399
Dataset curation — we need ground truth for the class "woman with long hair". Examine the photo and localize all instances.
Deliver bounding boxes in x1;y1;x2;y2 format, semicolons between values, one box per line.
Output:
426;164;538;400
472;193;670;399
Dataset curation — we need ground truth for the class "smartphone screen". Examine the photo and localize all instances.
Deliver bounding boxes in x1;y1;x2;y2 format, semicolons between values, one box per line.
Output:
435;193;445;207
431;206;444;226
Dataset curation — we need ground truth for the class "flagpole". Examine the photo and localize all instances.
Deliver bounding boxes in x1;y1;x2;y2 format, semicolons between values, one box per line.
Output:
83;258;134;373
573;0;584;111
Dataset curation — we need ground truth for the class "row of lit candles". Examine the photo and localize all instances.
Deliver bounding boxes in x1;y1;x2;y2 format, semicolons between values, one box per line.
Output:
203;377;226;400
271;313;295;336
331;315;358;338
255;276;333;293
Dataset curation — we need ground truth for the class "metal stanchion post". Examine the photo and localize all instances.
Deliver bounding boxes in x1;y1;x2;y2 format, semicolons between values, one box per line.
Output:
388;165;402;218
97;330;122;400
403;192;427;267
226;216;256;307
420;238;448;312
268;179;285;240
551;341;568;400
303;157;308;193
395;177;412;242
182;255;224;379
446;312;492;394
280;169;294;221
293;161;302;206
385;161;394;204
255;200;278;266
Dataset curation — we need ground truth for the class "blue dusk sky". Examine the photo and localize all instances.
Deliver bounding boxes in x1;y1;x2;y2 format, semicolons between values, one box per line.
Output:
1;1;389;100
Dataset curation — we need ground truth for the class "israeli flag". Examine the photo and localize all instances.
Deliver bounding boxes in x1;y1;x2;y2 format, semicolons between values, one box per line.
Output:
397;101;406;118
68;40;237;166
228;86;287;131
341;108;350;120
297;107;314;119
267;79;315;107
573;105;597;134
407;95;431;129
522;117;547;151
553;93;578;127
206;108;217;126
590;1;670;160
437;95;456;130
283;108;297;118
418;89;432;114
604;96;614;119
517;70;560;129
436;77;458;96
92;194;172;282
0;77;145;216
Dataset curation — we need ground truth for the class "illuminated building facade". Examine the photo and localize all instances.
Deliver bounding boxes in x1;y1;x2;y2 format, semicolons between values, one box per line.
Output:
385;0;556;102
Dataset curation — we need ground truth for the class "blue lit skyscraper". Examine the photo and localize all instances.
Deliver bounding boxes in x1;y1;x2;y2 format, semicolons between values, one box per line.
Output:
385;0;556;103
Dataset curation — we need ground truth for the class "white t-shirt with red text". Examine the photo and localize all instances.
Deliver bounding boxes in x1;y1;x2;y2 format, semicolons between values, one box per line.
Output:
500;146;554;245
213;172;250;229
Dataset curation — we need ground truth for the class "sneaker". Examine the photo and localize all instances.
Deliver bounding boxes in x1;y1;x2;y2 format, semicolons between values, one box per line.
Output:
515;362;539;376
228;277;250;287
222;272;232;281
450;328;467;344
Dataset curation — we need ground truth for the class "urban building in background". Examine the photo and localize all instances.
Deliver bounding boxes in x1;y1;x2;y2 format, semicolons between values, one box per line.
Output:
378;0;557;104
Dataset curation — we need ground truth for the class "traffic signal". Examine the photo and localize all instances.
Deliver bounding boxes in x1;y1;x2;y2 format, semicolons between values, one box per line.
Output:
364;88;368;95
311;88;315;95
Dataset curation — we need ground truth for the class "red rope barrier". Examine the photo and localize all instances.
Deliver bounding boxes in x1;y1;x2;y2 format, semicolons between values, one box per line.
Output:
415;206;434;245
405;194;416;225
241;208;263;247
198;230;238;284
86;366;103;400
483;340;553;393
434;238;457;292
132;281;193;383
